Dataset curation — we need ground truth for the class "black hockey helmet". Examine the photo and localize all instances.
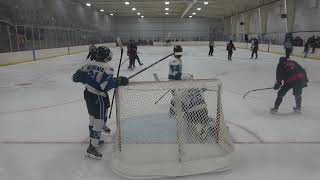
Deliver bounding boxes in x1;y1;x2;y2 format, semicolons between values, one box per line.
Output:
173;45;183;58
279;56;287;63
95;46;113;62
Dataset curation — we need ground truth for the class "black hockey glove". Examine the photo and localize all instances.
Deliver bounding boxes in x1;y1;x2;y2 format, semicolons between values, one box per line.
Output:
72;69;87;84
117;76;129;86
273;82;282;90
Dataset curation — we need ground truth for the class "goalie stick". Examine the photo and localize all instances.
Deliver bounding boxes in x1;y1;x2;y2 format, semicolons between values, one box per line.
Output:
153;73;160;81
152;73;171;105
242;87;273;99
154;90;170;105
109;37;124;119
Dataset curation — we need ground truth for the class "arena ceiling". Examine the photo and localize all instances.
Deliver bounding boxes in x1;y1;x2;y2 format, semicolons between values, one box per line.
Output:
73;0;278;18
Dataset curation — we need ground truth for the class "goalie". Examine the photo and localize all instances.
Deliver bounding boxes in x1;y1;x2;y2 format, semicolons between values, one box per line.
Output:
170;82;216;141
168;45;215;141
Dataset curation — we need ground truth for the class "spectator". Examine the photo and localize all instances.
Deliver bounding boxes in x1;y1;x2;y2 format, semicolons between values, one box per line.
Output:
309;36;317;53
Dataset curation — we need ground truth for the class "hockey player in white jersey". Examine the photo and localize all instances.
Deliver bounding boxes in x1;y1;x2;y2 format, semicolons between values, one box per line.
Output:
168;45;183;80
72;46;129;159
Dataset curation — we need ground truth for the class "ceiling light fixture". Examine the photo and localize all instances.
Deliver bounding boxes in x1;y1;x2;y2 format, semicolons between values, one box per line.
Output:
165;12;169;15
110;13;114;16
137;12;141;15
197;8;201;11
192;12;196;15
165;1;170;5
85;3;91;7
204;1;208;5
100;9;104;12
125;1;130;5
141;16;144;18
189;15;192;18
165;7;169;10
132;8;136;11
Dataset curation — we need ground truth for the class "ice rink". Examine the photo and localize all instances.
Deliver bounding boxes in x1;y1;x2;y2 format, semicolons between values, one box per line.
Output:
1;45;320;180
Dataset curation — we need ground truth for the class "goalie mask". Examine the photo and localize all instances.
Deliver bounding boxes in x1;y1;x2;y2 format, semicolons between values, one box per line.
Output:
173;45;183;58
95;46;113;63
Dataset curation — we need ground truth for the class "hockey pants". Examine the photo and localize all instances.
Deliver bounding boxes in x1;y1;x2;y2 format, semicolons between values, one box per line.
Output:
274;81;304;109
228;51;233;60
251;50;258;59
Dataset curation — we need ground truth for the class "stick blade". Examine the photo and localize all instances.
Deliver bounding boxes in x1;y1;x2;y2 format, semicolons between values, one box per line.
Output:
153;73;160;81
242;91;251;99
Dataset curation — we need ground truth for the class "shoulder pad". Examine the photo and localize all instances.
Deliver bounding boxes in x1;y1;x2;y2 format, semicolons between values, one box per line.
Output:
104;63;114;75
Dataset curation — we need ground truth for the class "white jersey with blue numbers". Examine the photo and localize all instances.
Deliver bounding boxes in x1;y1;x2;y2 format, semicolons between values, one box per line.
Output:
80;61;115;97
168;57;182;80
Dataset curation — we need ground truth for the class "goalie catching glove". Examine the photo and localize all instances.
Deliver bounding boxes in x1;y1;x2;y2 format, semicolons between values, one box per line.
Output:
117;76;129;86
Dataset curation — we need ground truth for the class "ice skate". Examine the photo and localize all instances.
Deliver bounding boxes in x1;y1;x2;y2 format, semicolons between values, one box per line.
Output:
293;107;301;113
270;107;278;114
102;126;111;134
86;144;102;159
98;140;105;147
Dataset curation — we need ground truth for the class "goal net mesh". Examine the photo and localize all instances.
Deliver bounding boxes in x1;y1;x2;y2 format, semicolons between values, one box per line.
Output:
112;79;234;179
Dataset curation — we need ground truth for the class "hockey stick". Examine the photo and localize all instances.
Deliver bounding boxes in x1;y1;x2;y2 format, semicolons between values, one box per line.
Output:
152;73;171;104
128;53;174;80
242;87;273;99
109;37;124;119
120;57;129;66
155;90;170;105
153;73;160;82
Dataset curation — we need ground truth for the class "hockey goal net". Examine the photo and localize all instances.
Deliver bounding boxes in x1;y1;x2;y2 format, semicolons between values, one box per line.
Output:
112;79;234;179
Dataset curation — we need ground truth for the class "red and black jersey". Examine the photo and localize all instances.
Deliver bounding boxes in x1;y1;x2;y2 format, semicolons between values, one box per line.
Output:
276;59;308;83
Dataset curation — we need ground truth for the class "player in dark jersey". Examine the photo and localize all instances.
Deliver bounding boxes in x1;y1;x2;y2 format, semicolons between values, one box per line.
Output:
86;43;97;60
250;38;259;59
226;40;236;61
271;57;309;113
127;40;136;69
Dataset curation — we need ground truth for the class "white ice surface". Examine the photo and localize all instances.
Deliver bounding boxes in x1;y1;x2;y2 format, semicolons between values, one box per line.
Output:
1;46;320;180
